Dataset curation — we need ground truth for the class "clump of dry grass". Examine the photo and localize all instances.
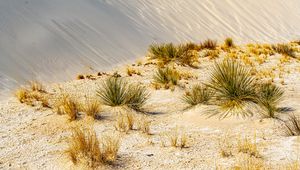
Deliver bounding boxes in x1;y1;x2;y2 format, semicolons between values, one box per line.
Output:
182;84;213;107
237;135;260;158
30;81;46;93
138;115;151;135
232;155;267;170
160;128;189;148
284;114;300;136
115;115;130;133
199;39;217;50
153;67;180;89
57;95;80;121
66;126;120;167
15;88;31;104
219;134;234;157
272;44;296;58
147;43;199;67
126;67;141;76
82;99;102;119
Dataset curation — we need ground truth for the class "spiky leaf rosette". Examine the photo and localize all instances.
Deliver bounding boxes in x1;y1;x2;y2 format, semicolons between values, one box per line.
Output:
206;60;257;118
256;83;284;118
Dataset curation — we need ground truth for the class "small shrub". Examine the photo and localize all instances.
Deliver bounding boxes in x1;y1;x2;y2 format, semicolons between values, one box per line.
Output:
66;127;101;167
272;44;296;58
60;96;80;121
199;39;217;50
30;81;46;93
153;67;180;88
284;114;300;136
125;112;135;130
97;77;149;111
138;116;151;135
165;128;189;148
206;60;257;118
66;127;120;167
182;84;213;106
224;38;234;48
115;114;129;133
15;88;30;103
77;74;85;80
237;136;260;158
256;83;284;118
82;99;102;119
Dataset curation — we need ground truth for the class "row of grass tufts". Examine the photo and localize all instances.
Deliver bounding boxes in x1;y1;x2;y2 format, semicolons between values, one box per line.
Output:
97;77;150;112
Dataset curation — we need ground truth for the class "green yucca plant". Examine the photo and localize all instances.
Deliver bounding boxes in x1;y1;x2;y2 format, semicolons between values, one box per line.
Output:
97;77;149;111
126;84;150;111
284;114;300;136
224;38;234;48
206;60;257;118
182;84;213;106
272;44;296;58
256;83;284;118
153;67;180;86
199;39;217;50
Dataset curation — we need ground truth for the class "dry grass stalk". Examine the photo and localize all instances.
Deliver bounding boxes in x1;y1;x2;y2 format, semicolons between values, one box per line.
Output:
82;99;102;119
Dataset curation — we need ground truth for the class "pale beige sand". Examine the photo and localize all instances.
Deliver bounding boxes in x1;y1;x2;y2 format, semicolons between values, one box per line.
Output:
1;44;300;169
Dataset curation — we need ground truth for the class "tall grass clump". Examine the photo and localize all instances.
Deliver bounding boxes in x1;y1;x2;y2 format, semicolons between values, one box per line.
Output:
153;67;180;88
206;60;257;118
182;84;213;106
256;83;284;118
284;114;300;136
148;43;199;67
66;127;120;167
199;39;217;50
61;96;80;121
82;99;102;119
97;77;149;111
272;44;296;58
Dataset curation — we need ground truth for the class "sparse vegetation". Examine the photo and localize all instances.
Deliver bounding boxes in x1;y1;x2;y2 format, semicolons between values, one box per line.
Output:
206;60;257;118
256;83;284;118
148;43;199;67
97;77;149;111
61;96;80;121
138;115;151;135
182;84;213;106
237;136;260;158
199;39;217;50
153;67;180;89
65;126;120;167
272;44;296;58
82;99;102;119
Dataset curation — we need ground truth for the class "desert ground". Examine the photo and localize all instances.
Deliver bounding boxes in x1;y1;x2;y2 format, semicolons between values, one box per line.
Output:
1;40;300;170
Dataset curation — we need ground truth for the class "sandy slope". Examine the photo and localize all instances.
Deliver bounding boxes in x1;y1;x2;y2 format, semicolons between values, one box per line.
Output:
1;0;300;91
1;44;300;169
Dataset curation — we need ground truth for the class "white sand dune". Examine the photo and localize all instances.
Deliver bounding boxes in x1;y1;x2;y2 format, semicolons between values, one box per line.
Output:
0;0;300;93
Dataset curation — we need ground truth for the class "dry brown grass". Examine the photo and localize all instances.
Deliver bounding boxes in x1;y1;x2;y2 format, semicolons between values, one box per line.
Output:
232;155;267;170
66;126;120;167
115;114;130;133
237;135;260;158
82;99;102;119
199;39;217;50
160;128;190;148
57;95;80;121
30;81;46;93
138;115;151;135
219;134;234;157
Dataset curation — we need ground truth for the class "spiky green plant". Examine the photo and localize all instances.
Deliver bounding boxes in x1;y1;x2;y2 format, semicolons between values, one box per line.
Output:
153;67;180;86
182;84;213;106
126;84;150;111
97;77;128;107
284;114;300;136
199;39;217;50
256;83;284;118
97;77;149;111
206;60;257;118
272;44;296;58
224;38;234;48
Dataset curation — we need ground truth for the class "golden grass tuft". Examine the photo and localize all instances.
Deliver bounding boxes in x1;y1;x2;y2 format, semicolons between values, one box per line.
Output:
182;84;213;107
138;115;151;135
224;37;234;48
199;39;217;50
82;99;102;119
66;126;120;167
237;135;260;158
272;44;296;58
56;95;80;121
153;67;180;89
30;81;46;93
232;155;267;170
